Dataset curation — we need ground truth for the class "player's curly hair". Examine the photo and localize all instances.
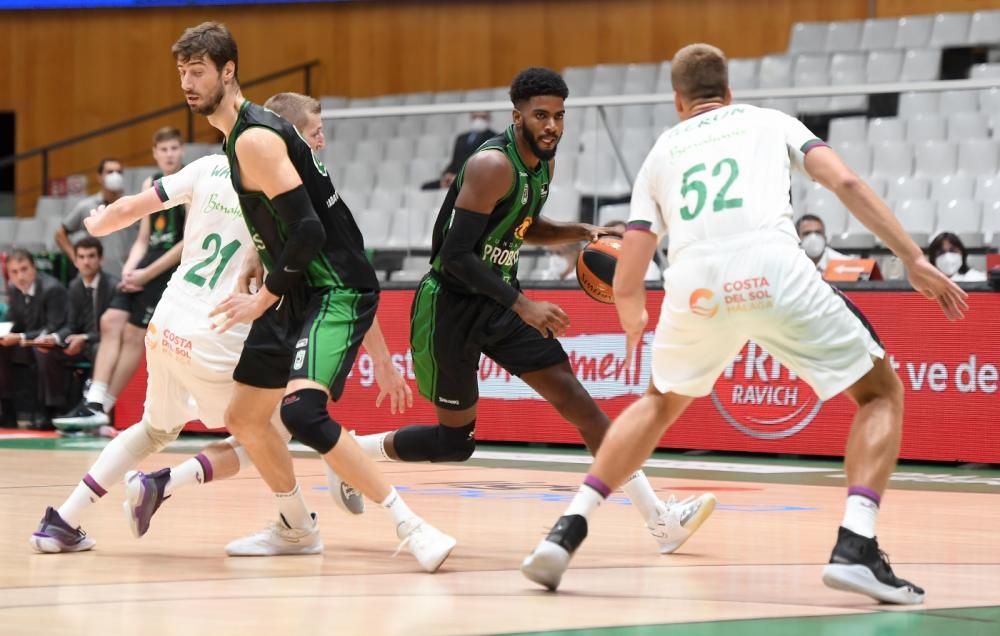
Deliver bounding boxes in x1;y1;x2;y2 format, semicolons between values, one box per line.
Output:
509;67;569;107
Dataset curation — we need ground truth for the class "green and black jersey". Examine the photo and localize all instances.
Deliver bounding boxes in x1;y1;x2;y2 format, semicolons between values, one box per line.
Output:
224;100;378;293
429;125;551;293
140;170;185;269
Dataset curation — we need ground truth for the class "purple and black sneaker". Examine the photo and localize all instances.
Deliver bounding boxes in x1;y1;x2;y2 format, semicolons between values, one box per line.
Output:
123;468;171;538
29;506;96;553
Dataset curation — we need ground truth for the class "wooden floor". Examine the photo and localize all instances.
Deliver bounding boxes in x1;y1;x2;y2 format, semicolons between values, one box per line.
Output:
1;445;998;635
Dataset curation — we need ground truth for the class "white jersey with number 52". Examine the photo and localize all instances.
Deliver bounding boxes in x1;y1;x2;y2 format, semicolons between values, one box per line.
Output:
153;154;252;307
629;104;826;264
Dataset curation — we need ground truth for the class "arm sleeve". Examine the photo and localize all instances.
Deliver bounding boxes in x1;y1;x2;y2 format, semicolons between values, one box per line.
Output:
778;112;828;175
153;159;202;208
262;184;326;297
626;146;669;241
439;208;520;308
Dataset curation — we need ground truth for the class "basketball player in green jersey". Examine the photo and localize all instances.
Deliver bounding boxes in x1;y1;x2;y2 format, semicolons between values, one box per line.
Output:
350;68;716;554
172;22;454;570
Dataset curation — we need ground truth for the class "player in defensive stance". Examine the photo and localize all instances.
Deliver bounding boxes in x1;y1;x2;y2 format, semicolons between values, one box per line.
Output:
521;43;967;602
345;67;716;555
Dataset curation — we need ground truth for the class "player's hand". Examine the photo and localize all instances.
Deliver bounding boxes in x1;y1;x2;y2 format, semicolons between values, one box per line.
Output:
906;256;969;321
31;334;58;349
512;296;570;338
372;359;413;415
83;205;109;236
210;291;274;332
125;267;152;288
1;333;22;347
238;252;265;294
622;309;648;369
64;335;87;356
582;223;623;242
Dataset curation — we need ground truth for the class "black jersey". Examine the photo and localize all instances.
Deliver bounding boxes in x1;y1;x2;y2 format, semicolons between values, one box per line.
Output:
224;100;378;292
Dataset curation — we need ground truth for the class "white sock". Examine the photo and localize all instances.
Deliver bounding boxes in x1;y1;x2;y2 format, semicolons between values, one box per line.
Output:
564;484;605;519
103;393;118;412
380;487;416;528
275;485;313;529
621;471;660;524
87;432;144;490
165;455;208;496
85;382;107;407
842;494;879;539
57;482;102;528
357;432;392;461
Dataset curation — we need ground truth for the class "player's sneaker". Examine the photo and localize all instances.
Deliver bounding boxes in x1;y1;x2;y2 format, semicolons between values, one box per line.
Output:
29;506;96;554
323;463;365;515
648;493;717;554
52;402;108;430
123;468;171;538
225;513;322;556
521;514;588;591
822;526;925;604
394;518;456;573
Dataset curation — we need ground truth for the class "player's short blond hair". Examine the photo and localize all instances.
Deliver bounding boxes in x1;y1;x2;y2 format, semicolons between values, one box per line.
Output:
264;92;321;131
671;43;729;103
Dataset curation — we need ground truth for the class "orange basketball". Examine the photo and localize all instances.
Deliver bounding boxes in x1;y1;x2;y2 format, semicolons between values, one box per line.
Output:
576;237;622;304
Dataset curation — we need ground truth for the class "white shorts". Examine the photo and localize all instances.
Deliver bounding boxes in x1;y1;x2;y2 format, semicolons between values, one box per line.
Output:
653;231;884;401
140;290;251;432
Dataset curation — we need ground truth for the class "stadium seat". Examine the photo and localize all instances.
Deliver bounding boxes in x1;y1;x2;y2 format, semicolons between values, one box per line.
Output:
830;51;867;74
913;140;957;178
423;114;460;136
968;10;1000;45
969;63;1000;79
867;117;906;143
330;121;365;144
338;188;368;212
463;88;494;103
347;97;376;108
355;209;392;249
866;50;904;83
353;139;384;163
898;91;940;118
930;174;975;202
0;218;17;252
319;96;348;110
794;53;830;76
760;98;797;115
385;207;428;248
415;134;450;159
729;58;759;91
13;218;46;252
795;71;832;113
929;12;972;48
125;166;157;193
837;214;877;249
623;63;658;94
375;161;408;192
936;199;984;248
981;201;1000;244
827;70;869;112
616;105;652;132
947;112;989;142
402;92;433;106
373;95;402;107
805;188;849;235
974;175;1000;203
574;149;631;198
343;163;376;191
654;61;673;93
939;89;980;114
551;153;577;189
894;15;934;49
886;176;930;203
833;141;872;175
596;203;631;226
896;199;936;245
433;90;464;104
759;55;794;88
363;119;397;141
905;114;947;142
368;188;403;213
402;189;443;219
871;141;914;179
828;117;867;144
408;157;442;188
384;137;415;159
562;66;594;97
901;48;942;82
542;185;581;223
591;64;627;96
860;18;898;50
652;103;680;130
789;22;828;53
34;197;65;221
185;143;221;162
825;21;863;52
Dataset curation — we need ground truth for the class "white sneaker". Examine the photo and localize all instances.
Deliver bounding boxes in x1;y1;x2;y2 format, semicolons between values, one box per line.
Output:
394;518;456;573
521;539;572;591
648;493;717;554
324;463;365;515
225;513;322;556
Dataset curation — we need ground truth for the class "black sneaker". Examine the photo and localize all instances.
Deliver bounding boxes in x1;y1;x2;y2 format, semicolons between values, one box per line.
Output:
123;468;172;538
52;402;108;429
822;526;925;604
29;506;96;553
521;515;588;591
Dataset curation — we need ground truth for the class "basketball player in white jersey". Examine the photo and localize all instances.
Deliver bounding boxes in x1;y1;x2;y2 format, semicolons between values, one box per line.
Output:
30;98;410;556
521;43;968;603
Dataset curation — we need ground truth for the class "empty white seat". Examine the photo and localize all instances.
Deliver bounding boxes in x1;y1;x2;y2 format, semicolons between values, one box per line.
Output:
948;112;989;141
463;88;494;103
395;116;424;138
552;154;577;189
805;188;849;235
353;139;384;163
931;174;976;202
894;15;934;49
591;64;627;96
368;188;403;212
913;140;957;178
981;201;1000;244
826;21;863;52
728;58;759;90
596;203;632;226
867;117;906;143
422;114;459;136
356;209;392;249
897;199;936;244
401;92;433;105
969;63;1000;79
414;134;449;160
837;214;876;249
833;141;872;175
403;189;444;217
185;143;221;162
872;141;913;179
654;61;672;93
652;103;680;130
347;97;376;108
342;163;376;191
937;199;984;247
974;175;1000;202
886;176;930;203
906;114;947;142
34;197;65;221
929;12;972;48
830;51;867;73
860;18;898;50
828;70;869;112
760;98;797;115
759;55;793;88
901;49;942;82
323;139;353;166
866;50;904;83
789;22;828;53
958;139;1000;177
939;89;980;114
408;158;442;187
623;63;658;94
542;185;581;223
44;217;63;251
562;66;594;97
319;96;348;109
363;119;397;141
13;218;46;251
337;188;368;212
898;91;940;118
622;126;654;159
433;90;464;104
574;149;630;198
979;88;1000;125
795;70;831;113
619;105;653;131
794;53;829;75
385;208;427;248
828;116;868;143
968;10;1000;45
384;137;415;159
375;161;408;191
330;121;365;145
373;95;402;107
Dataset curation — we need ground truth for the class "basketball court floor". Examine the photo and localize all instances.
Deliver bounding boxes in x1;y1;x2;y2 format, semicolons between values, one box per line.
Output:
0;431;997;635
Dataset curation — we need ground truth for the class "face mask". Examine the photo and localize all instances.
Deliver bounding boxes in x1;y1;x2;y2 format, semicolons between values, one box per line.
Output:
103;171;125;192
469;117;489;133
800;232;826;259
935;252;962;277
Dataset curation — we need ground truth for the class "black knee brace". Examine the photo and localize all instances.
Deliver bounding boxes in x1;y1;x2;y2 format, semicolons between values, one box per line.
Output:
393;421;476;463
280;389;342;454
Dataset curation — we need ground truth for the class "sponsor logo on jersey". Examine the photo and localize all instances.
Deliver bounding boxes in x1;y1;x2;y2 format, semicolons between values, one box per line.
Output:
710;341;822;440
540;183;549;199
293;349;306;370
689;288;719;318
722;276;773;313
145;323;159;351
438;396;461;406
210;164;231;179
326;193;339;209
251;233;266;252
296;338;308;349
520;183;529;205
203;192;242;217
514;216;533;240
482;243;520;268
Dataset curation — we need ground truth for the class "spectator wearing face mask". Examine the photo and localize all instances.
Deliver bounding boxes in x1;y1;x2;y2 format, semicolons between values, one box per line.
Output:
927;232;986;282
422;112;498;190
796;214;849;273
537;242;583;281
55;158;139;279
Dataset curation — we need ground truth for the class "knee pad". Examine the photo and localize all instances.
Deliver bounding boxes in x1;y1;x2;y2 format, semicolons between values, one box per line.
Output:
120;416;183;456
280;389;342;454
394;421;476;463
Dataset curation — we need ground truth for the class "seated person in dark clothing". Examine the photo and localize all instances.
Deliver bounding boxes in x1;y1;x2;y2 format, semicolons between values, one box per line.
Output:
421;111;498;190
0;249;69;429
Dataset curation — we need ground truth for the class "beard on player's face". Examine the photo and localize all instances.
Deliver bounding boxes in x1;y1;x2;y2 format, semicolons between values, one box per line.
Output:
520;122;559;161
189;75;226;116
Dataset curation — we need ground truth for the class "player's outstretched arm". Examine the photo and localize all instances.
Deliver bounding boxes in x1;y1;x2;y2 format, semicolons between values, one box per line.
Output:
361;317;413;415
804;146;968;320
523;217;622;246
83;188;164;237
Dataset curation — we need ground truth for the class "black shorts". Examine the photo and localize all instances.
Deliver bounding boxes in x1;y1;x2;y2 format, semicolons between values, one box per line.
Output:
234;287;378;400
108;271;171;328
409;272;568;410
